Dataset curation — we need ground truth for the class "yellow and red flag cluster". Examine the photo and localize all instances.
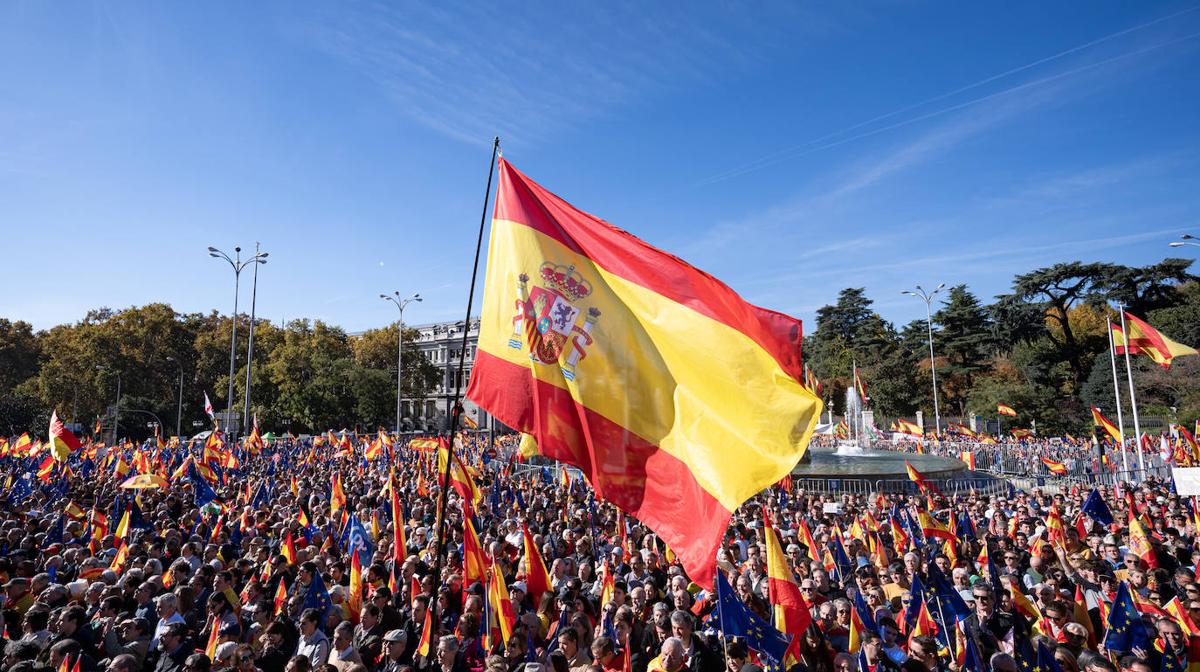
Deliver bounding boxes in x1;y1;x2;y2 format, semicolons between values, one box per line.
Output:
465;159;823;588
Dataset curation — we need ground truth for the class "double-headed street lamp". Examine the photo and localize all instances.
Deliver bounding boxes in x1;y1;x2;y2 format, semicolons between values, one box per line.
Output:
1169;233;1200;249
381;292;422;434
208;245;268;435
902;283;945;435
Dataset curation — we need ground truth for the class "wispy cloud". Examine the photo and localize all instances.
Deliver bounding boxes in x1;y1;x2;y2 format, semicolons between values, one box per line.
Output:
296;2;799;147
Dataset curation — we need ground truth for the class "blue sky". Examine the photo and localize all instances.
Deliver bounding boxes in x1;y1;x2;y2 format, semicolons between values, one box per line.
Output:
5;2;1200;333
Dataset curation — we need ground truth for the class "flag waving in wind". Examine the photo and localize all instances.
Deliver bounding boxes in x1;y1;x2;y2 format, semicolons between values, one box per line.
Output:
1114;312;1198;368
466;159;823;588
203;392;216;421
47;410;82;462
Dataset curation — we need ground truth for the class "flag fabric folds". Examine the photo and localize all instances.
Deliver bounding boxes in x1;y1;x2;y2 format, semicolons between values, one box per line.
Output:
1103;582;1151;654
1114;312;1198;368
1081;489;1114;527
465;159;823;588
762;511;810;662
47;410;82;462
997;404;1017;417
1040;456;1068;476
713;570;793;664
1090;406;1122;443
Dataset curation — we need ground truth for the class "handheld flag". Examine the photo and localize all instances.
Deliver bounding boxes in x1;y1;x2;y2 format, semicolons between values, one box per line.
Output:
47;410;82;462
464;159;823;588
1103;582;1151;654
1081;489;1114;527
1091;406;1122;443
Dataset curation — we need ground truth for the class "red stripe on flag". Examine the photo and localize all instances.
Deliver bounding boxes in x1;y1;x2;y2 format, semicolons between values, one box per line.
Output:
471;349;729;586
494;160;804;382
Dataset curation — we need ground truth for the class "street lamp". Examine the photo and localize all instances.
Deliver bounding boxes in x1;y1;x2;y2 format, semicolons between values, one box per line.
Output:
96;365;120;445
209;245;267;436
902;283;946;435
1169;233;1200;249
242;242;268;435
381;291;422;434
166;356;184;439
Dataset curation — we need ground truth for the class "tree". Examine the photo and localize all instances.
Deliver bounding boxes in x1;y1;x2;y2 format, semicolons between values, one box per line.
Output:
0;319;40;396
933;285;992;415
1007;262;1118;393
1102;258;1196;315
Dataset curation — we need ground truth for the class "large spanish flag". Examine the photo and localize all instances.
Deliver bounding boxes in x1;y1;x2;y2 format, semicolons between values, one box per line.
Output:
466;159;823;588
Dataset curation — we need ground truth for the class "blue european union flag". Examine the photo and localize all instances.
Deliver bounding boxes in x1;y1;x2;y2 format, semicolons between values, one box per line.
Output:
190;466;219;508
1103;582;1150;654
852;588;877;634
713;571;792;664
904;574;925;628
1036;641;1064;672
42;515;64;548
926;564;971;624
1082;489;1114;527
251;481;273;509
303;570;334;618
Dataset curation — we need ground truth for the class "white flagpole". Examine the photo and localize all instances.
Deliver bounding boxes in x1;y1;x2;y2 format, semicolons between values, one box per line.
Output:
1118;307;1145;472
1106;316;1129;472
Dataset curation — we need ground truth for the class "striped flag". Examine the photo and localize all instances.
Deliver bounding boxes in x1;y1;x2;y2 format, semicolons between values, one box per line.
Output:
997;404;1016;417
1090;406;1122;443
466;159;823;588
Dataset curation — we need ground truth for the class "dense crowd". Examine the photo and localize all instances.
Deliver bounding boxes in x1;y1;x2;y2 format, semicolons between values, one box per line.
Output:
0;428;1194;672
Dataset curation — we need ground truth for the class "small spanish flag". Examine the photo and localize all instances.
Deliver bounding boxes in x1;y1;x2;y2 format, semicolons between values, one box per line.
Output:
1040;456;1068;476
997;404;1017;417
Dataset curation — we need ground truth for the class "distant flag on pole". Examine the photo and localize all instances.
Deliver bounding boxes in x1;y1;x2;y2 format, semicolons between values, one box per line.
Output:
997;404;1016;417
1113;313;1198;368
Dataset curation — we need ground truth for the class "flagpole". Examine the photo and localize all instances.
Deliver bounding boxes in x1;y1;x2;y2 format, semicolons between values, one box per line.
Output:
713;567;732;666
1106;316;1129;472
432;136;500;629
1117;307;1145;472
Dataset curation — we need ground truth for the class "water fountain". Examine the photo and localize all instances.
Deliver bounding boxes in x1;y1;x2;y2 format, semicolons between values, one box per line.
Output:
791;388;989;492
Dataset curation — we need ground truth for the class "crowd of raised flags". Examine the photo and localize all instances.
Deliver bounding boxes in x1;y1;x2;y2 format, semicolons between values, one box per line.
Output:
0;407;1197;672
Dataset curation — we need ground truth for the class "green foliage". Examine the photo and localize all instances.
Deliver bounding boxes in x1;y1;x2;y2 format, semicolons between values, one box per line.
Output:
2;259;1196;436
805;259;1195;432
0;307;443;436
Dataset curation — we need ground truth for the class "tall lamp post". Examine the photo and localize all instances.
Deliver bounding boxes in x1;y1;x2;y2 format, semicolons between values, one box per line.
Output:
166;356;184;439
381;291;422;435
241;242;267;434
96;365;120;446
208;245;267;436
902;283;946;435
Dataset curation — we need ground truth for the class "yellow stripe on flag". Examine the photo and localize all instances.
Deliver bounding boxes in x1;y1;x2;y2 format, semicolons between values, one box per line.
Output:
476;219;820;511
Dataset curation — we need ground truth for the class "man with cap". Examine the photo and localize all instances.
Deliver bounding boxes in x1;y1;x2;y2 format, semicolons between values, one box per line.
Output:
378;629;408;672
4;577;34;617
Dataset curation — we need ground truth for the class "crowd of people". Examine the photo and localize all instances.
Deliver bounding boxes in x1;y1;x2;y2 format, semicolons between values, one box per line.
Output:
0;427;1195;672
